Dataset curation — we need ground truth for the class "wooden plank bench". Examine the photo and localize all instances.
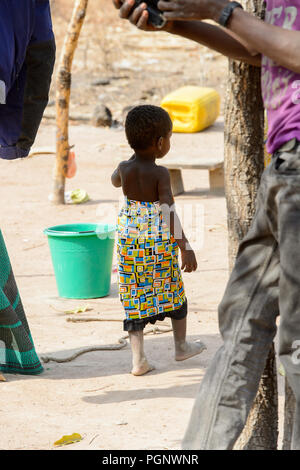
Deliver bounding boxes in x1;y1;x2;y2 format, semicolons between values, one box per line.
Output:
162;118;224;195
163;156;224;196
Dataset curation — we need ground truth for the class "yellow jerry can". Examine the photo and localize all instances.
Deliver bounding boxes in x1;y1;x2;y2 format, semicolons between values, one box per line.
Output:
161;86;221;133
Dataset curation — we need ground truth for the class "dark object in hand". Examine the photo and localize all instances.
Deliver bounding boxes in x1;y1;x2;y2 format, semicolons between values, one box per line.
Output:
134;0;166;28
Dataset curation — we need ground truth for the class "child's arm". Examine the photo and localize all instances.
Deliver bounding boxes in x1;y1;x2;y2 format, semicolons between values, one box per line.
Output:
111;156;135;188
157;166;197;272
111;164;122;188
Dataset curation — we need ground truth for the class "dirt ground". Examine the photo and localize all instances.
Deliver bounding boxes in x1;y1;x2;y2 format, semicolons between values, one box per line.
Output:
48;0;229;124
0;0;285;451
1;122;228;451
0;122;285;450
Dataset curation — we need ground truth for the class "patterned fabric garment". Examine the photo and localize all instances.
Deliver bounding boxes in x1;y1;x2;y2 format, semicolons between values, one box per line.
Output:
117;198;187;331
0;230;43;374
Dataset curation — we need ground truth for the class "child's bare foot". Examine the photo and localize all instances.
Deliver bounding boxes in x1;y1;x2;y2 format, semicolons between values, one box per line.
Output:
0;373;6;382
175;340;207;362
131;359;155;376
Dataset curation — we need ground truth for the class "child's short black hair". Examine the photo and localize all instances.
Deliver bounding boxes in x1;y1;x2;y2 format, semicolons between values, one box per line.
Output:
125;105;172;151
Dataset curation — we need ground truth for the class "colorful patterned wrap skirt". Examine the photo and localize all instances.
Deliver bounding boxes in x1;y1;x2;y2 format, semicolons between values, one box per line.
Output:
117;198;187;331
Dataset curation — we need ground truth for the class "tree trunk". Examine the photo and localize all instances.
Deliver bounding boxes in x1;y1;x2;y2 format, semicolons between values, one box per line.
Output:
51;0;89;204
225;6;265;268
235;344;278;449
224;0;278;450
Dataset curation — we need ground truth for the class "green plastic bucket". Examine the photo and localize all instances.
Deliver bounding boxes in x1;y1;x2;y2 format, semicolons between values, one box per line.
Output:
44;223;116;299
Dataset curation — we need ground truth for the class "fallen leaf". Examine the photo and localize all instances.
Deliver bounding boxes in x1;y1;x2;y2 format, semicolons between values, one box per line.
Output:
64;305;93;315
278;363;285;377
54;433;82;447
50;304;93;315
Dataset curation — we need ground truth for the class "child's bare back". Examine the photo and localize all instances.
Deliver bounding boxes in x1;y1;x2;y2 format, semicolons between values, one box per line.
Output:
117;157;164;202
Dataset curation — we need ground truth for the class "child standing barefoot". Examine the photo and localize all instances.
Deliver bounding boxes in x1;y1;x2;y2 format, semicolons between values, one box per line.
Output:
112;105;206;376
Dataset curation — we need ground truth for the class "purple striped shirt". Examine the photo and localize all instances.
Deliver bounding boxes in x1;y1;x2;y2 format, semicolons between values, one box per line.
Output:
262;1;300;153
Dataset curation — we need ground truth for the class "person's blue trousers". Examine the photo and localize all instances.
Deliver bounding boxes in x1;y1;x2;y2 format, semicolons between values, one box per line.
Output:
0;0;55;159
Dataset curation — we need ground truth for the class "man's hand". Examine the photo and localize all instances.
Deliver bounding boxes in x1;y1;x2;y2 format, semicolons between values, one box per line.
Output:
112;0;173;31
181;248;197;273
157;0;227;22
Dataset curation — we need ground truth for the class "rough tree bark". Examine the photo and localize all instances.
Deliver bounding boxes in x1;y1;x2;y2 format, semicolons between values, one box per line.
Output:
51;0;89;204
224;0;279;450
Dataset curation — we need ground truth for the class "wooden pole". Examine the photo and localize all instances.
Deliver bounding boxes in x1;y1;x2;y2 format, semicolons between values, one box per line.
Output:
51;0;89;204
